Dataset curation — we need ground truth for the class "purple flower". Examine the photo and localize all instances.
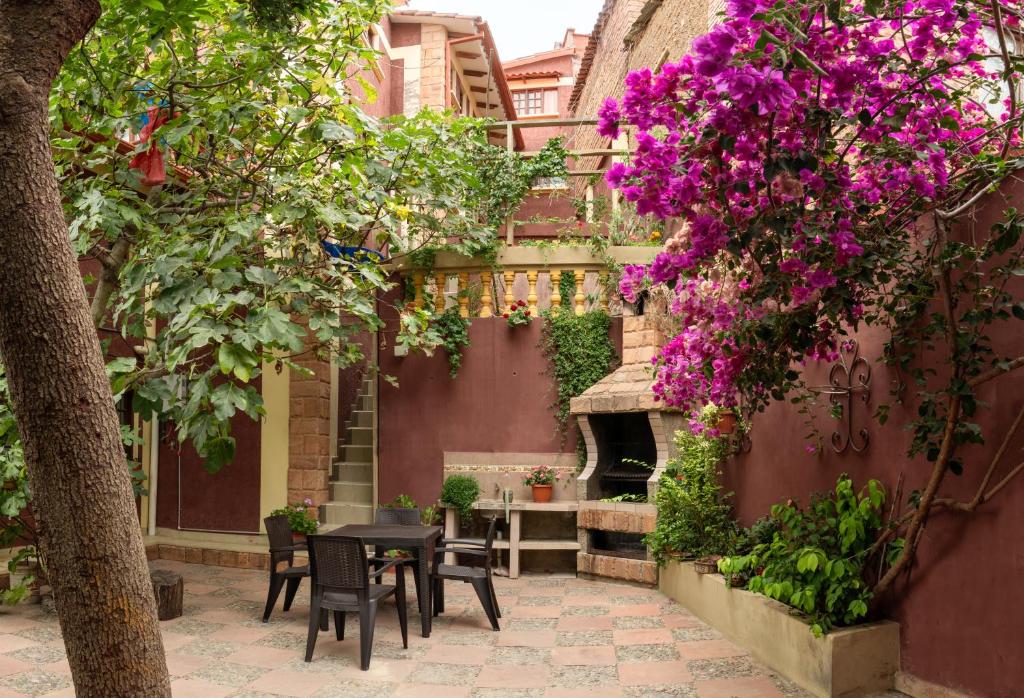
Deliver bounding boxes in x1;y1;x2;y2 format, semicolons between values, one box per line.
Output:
692;25;740;77
597;97;622;138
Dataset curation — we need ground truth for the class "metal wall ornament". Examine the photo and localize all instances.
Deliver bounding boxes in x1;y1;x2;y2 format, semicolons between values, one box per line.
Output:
809;339;872;454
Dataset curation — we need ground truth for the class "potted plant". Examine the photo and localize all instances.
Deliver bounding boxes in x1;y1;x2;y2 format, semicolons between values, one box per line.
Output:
440;475;480;522
503;300;532;328
523;465;559;503
270;499;320;542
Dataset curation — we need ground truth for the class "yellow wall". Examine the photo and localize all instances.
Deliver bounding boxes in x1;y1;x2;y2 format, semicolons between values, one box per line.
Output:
259;360;290;532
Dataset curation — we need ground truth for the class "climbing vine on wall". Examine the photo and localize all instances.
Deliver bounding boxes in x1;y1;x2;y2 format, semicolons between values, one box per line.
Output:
432;307;470;378
540;309;617;435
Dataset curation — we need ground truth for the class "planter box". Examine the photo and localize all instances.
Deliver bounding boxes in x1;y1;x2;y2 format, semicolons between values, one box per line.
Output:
660;561;899;698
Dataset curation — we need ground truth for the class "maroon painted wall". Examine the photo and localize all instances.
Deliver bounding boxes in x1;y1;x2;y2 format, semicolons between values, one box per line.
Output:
725;190;1024;696
156;406;262;533
377;312;622;508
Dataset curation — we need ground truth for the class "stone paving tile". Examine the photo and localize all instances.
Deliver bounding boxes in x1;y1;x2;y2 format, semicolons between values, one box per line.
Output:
0;562;842;698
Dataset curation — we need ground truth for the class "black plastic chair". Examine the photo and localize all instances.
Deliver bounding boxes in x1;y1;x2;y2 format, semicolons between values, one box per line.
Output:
432;516;501;631
372;507;423;610
262;514;309;622
305;535;408;670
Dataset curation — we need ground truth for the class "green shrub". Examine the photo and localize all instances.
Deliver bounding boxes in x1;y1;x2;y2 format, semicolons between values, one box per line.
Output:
385;494;417;509
432;307;470;378
718;475;901;636
269;501;320;535
440;475;480;521
646;428;737;564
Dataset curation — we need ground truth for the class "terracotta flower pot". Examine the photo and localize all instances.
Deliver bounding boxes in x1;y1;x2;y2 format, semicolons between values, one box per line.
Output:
292;531;306;544
715;410;738;435
531;484;553;503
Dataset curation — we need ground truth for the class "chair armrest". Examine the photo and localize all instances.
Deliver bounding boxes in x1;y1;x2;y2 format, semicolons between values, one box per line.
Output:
368;558;404;579
440;537;486;547
269;544;306;554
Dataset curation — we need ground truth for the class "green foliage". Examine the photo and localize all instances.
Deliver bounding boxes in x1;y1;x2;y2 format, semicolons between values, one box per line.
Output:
646;428;737;564
440;475;480;521
385;494;417;509
52;0;501;473
269;501;320;535
540;309;617;434
474;137;569;226
522;465;559;486
600;493;647;503
432;307;470;378
420;503;443;526
718;476;899;636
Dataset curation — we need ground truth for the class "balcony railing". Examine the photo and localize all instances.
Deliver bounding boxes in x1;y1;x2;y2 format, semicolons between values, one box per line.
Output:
395;245;658;319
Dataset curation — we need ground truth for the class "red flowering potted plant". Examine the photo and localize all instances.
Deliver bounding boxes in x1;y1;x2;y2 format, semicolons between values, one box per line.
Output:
523;465;559;503
503;300;532;328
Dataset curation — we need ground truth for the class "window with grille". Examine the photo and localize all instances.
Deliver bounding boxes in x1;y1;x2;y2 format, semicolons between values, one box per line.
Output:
513;89;545;116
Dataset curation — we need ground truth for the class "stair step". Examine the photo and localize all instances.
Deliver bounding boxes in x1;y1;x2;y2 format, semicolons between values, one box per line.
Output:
330;480;374;504
332;461;372;482
341;444;372;463
349;410;373;428
320;502;374;526
358;395;374;411
345;426;373;446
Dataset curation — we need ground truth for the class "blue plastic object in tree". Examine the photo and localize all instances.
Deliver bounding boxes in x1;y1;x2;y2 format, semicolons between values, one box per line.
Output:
320;242;384;264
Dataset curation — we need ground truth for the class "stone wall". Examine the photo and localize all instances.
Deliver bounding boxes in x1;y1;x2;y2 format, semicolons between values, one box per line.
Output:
419;24;447;110
288;348;332;508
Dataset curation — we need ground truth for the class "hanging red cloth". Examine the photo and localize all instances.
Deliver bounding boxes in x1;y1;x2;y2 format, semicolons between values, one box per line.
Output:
130;107;169;186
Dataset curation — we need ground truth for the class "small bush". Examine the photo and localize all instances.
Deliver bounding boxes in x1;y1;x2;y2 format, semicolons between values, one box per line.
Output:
440;475;480;521
718;475;901;636
646;428;737;564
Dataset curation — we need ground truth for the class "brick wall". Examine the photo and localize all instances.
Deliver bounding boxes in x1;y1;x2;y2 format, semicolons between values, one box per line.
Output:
419;24;447;109
288;346;332;508
570;0;712;194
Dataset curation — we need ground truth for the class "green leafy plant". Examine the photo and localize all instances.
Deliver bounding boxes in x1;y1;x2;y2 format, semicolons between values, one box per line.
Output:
432;307;471;378
385;494;417;509
600;493;648;503
646;427;737;564
503;300;532;328
540;308;617;435
440;475;480;522
523;465;559;486
718;476;901;636
421;503;443;526
269;500;320;535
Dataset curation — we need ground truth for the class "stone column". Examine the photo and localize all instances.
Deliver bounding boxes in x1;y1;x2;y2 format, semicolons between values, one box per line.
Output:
288;348;332;509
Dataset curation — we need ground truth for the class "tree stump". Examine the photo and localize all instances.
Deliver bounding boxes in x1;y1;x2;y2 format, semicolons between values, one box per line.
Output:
149;570;183;621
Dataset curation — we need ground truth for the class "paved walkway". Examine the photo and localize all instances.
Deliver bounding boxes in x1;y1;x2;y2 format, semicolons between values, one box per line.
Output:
0;562;831;697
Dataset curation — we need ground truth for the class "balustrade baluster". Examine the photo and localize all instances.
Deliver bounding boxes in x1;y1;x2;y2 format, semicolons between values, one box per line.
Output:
550;269;562;309
574;270;585;316
527;270;538;313
458;272;469;318
504;270;515;310
480;271;493;318
599;271;609;312
412;272;424;309
434;272;446;313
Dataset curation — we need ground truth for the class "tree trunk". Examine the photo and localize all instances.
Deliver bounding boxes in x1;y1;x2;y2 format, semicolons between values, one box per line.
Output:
0;2;170;695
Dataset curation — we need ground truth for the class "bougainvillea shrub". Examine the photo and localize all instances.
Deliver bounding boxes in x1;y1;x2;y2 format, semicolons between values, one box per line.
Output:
601;0;1024;594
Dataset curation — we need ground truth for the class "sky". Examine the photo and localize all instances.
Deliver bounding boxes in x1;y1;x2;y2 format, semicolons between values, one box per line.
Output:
405;0;603;62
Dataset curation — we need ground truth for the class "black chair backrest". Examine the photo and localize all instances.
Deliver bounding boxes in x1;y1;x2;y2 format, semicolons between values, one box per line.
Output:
375;507;421;526
308;535;368;591
482;516;497;553
264;515;293;551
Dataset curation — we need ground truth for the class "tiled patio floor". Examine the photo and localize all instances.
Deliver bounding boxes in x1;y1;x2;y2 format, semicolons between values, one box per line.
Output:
0;561;894;697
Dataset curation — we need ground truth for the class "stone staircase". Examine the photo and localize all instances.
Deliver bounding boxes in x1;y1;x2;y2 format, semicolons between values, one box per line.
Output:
321;375;375;526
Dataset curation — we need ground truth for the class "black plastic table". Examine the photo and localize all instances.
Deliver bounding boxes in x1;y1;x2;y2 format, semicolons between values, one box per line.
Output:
323;523;443;637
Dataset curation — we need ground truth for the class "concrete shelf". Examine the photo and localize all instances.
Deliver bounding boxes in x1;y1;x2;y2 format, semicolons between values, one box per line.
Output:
445;501;579;578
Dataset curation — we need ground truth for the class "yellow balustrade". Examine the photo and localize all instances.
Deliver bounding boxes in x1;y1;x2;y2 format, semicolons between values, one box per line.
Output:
412;272;424;309
434;272;446;312
526;271;538;313
574;270;585;316
479;271;493;318
504;270;515;310
457;272;469;318
599;271;609;312
550;270;562;309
